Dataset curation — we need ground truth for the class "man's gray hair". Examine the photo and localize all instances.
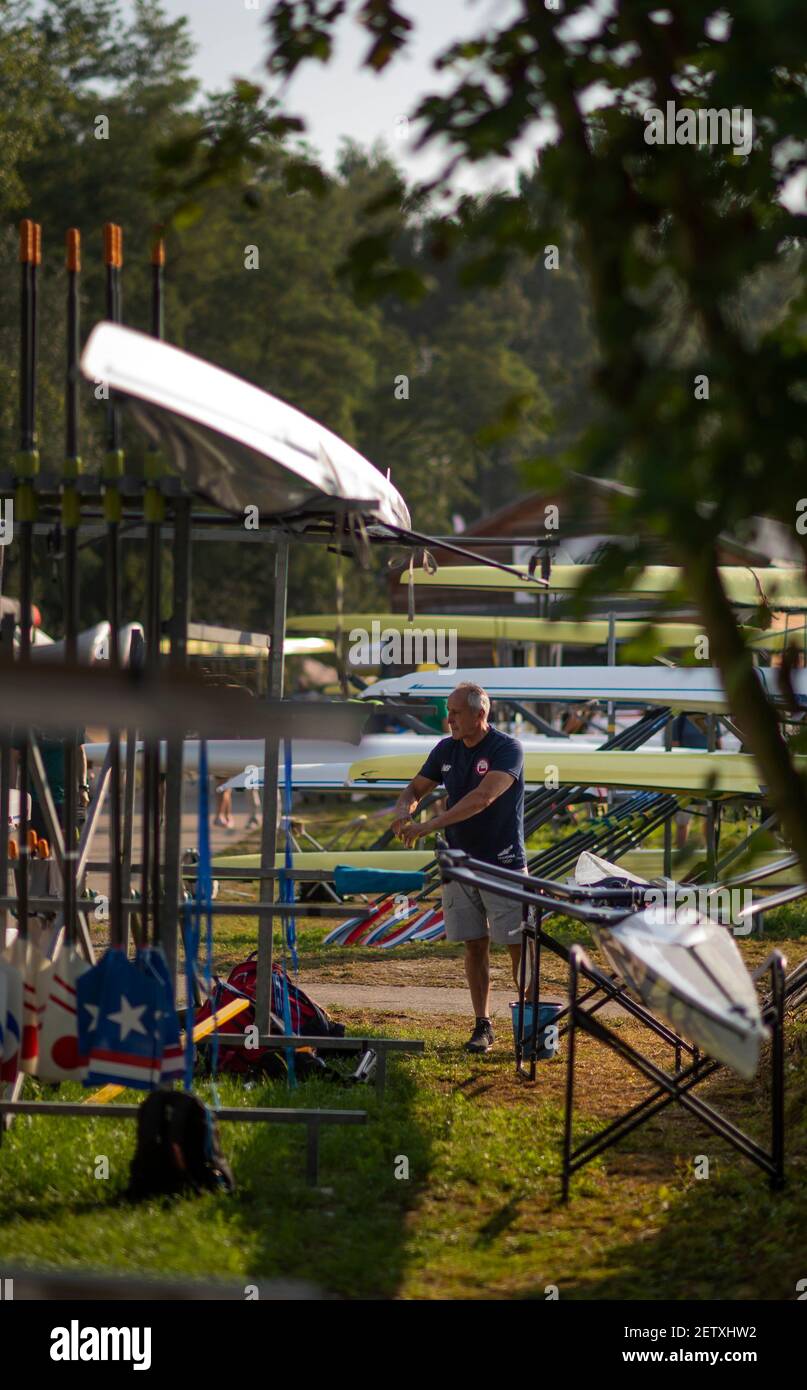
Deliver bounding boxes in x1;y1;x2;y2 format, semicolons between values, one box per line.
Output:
453;682;491;717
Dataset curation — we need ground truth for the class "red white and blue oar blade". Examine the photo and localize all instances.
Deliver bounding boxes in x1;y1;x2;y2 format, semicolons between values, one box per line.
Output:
37;945;91;1083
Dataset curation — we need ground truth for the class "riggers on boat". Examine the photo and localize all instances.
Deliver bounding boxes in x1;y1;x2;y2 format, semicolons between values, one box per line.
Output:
435;846;767;1080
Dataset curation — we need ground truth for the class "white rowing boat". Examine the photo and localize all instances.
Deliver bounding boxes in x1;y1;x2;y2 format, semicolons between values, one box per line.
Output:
83;731;602;789
6;790;31;829
573;852;767;1079
28;622;143;666
218;734;603;791
81;323;410;529
361;663;807;713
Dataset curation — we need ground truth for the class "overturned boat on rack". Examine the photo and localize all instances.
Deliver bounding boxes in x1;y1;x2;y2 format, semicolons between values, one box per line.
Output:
573;852;767;1080
81;323;410;529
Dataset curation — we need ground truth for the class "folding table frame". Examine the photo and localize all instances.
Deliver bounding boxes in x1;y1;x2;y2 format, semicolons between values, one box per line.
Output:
438;850;788;1199
559;942;786;1200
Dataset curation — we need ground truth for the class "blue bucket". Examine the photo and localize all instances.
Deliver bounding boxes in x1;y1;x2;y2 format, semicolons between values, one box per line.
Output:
510;1001;563;1061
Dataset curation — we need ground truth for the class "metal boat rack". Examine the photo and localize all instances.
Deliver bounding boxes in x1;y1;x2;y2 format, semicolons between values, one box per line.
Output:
0;220;432;1171
437;848;789;1198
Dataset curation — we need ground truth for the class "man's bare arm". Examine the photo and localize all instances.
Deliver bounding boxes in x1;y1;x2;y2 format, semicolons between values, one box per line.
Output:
392;774;438;834
400;771;514;844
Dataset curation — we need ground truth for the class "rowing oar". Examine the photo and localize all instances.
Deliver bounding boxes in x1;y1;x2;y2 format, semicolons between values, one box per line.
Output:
16;218;41;940
83;994;249;1104
101;222;127;954
63;228;82;949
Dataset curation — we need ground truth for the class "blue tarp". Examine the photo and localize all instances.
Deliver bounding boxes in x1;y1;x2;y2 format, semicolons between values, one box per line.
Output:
334;865;426;895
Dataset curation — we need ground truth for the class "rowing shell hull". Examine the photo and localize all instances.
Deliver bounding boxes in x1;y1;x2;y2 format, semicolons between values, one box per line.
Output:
362;663;807;712
572;851;766;1078
82;732;600;784
595;909;766;1079
401;563;807;608
289;613;802;651
211;850;433;873
349;747;784;796
287;612;712;650
81;323;410;529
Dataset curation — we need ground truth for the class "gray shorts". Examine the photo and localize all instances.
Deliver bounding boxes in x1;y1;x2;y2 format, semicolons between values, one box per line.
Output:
442;877;524;947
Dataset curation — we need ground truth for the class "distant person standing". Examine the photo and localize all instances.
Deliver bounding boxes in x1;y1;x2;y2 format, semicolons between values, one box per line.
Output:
421;696;450;734
11;730;89;840
392;683;526;1054
671;713;716;848
214;785;234;828
246;785;261;829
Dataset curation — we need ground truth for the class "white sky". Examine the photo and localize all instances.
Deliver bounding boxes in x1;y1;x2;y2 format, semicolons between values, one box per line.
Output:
121;0;531;191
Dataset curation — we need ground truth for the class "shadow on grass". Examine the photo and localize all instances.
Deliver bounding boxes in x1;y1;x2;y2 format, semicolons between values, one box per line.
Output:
226;1048;431;1298
474;1196;524;1247
521;1031;807;1300
548;1167;806;1300
455;1078;496;1100
0;1186;146;1223
0;1047;431;1296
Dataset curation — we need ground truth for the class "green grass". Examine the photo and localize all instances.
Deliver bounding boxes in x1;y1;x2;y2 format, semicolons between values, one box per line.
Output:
764;904;807;939
1;1016;805;1299
19;793;807;1298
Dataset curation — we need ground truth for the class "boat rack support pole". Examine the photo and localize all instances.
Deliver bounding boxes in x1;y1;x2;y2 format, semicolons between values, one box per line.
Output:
256;538;289;1034
162;496;191;986
515;903;530;1078
561;946;581;1203
663;715;673;879
770;951;786;1191
515;905;543;1082
121;723;139;954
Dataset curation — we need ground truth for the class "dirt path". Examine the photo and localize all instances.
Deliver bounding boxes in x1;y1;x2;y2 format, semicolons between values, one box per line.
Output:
302;978;632;1023
302;980;536;1019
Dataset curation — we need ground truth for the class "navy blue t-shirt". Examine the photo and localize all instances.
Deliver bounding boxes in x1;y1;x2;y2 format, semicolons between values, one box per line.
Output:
419;728;525;868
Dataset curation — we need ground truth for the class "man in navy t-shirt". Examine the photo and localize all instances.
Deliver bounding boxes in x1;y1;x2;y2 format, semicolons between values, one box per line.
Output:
392;682;526;1054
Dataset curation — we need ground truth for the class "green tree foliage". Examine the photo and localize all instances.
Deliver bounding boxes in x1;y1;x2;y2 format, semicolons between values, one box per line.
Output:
261;0;807;869
2;0;584;636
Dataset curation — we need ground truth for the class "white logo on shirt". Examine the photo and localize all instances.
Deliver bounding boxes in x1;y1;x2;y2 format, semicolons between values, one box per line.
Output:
441;763;451;773
475;758;489;776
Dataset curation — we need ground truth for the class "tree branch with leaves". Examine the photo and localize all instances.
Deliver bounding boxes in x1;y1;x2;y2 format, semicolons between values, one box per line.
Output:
262;0;807;874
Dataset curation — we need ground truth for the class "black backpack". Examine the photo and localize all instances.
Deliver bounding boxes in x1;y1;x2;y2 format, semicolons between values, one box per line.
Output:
127;1090;235;1201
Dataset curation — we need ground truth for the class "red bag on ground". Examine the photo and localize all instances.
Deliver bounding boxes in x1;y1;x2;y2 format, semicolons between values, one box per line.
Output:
194;955;344;1076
